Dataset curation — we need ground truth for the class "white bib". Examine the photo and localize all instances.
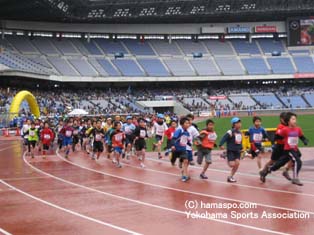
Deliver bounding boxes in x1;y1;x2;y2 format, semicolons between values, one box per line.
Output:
44;134;51;140
235;133;242;144
140;130;146;138
65;130;72;137
288;137;298;147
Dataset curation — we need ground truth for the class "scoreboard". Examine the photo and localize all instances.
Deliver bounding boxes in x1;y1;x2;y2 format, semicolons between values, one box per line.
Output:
288;17;314;46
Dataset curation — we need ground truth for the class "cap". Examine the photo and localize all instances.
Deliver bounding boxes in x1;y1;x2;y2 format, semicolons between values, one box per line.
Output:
157;114;164;119
231;117;241;124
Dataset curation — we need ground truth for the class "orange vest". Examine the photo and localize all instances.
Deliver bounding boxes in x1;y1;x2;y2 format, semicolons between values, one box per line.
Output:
200;130;217;149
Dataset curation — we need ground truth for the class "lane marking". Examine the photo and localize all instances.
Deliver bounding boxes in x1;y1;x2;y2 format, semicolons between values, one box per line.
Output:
55;150;314;216
0;179;142;235
0;228;12;235
25;152;292;235
145;155;314;184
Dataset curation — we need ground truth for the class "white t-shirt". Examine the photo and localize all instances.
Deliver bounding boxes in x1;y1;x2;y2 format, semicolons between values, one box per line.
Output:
153;122;168;137
178;125;199;151
22;124;30;139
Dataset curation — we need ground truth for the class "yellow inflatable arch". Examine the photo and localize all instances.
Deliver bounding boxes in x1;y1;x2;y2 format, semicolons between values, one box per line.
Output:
9;90;40;120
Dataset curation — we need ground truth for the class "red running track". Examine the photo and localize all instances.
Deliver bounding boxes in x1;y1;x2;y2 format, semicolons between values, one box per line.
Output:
0;138;313;235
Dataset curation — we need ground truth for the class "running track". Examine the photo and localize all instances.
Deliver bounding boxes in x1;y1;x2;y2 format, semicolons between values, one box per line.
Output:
0;138;313;235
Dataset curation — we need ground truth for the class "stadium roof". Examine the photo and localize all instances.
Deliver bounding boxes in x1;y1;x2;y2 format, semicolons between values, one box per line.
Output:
0;0;313;24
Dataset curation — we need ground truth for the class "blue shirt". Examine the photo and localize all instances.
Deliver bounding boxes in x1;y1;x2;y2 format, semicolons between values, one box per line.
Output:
172;128;190;152
219;128;243;152
248;126;268;147
123;123;136;135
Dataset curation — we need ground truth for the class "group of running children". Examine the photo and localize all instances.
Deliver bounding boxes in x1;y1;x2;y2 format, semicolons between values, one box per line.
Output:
21;112;308;186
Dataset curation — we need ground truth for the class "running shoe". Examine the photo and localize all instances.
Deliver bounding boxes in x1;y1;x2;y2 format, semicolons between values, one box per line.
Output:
259;169;268;183
112;158;117;164
158;153;162;159
140;163;146;168
282;170;292;181
189;161;195;166
292;178;303;186
200;174;208;179
181;176;190;182
116;163;122;168
220;151;227;159
227;176;237;183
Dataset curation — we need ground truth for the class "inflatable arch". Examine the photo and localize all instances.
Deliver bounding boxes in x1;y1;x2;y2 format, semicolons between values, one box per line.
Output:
9;90;40;120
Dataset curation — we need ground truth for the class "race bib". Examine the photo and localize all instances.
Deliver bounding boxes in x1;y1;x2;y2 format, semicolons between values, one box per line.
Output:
235;133;242;144
288;137;298;147
124;126;131;134
44;134;51;140
29;131;35;137
73;130;79;135
95;134;102;141
180;136;188;146
208;133;217;141
140;130;146;138
115;133;123;141
65;130;72;137
156;125;165;136
253;133;263;142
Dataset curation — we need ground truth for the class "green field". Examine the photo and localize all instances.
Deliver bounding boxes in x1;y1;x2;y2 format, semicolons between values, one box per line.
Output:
146;114;314;151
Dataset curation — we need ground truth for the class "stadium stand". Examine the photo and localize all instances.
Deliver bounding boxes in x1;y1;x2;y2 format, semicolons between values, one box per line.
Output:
215;57;245;75
231;40;261;55
189;59;221;76
123;39;155;56
257;39;285;54
204;40;235;56
164;59;196;76
293;56;314;73
241;58;270;75
112;59;145;76
149;40;182;56
267;57;295;74
176;40;208;55
137;58;170;76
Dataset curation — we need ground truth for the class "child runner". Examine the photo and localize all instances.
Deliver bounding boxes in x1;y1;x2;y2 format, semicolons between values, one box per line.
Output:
26;122;39;158
110;121;126;168
152;114;168;159
219;117;251;183
164;120;177;161
195;119;217;179
123;116;136;160
40;121;54;159
57;120;64;150
260;112;291;182
104;118;114;159
246;116;269;171
260;112;308;186
89;120;105;160
134;118;148;168
72;120;80;152
171;117;191;182
185;114;199;166
22;119;31;153
60;120;74;158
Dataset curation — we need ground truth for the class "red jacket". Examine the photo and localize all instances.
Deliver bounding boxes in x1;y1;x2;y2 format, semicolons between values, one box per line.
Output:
41;128;55;145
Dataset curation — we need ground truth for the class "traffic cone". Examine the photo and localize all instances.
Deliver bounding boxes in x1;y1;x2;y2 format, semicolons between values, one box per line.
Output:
5;128;10;137
15;128;20;136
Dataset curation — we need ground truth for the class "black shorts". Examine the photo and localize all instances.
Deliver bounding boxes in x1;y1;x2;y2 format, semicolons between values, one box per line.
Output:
135;139;146;151
93;141;104;153
107;144;113;153
73;135;79;144
227;150;241;162
271;144;284;161
125;135;135;146
43;144;50;150
28;140;37;148
166;140;172;149
173;150;188;160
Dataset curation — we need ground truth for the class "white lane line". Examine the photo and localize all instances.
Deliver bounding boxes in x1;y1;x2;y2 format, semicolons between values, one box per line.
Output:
145;155;314;184
0;145;20;153
0;179;142;235
96;157;314;198
1;176;50;182
0;228;12;235
26;152;291;235
55;150;314;217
